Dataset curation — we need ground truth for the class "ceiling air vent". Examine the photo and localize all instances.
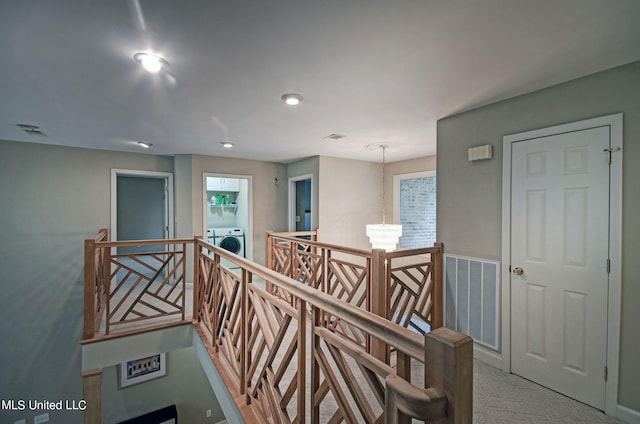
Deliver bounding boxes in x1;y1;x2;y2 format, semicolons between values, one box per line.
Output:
17;123;48;137
322;133;346;140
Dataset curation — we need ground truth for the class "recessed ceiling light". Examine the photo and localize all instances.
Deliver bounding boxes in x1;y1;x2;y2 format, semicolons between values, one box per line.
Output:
281;93;303;106
133;52;168;73
221;142;234;148
137;141;152;149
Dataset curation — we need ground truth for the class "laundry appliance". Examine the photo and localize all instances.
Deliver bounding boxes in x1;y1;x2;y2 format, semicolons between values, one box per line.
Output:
207;227;245;269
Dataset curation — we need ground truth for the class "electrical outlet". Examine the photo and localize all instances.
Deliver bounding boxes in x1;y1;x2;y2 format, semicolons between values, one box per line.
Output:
34;413;49;424
206;409;212;418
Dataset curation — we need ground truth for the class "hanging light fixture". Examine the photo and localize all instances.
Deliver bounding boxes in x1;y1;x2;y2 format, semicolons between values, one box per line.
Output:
366;145;402;251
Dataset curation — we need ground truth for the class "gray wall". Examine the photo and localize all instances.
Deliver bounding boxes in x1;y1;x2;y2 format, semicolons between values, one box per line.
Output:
102;347;224;424
437;60;640;412
318;156;380;250
0;141;174;423
190;154;289;266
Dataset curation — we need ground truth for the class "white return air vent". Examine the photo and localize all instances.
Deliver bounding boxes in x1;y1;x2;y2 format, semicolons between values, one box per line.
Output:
444;254;500;351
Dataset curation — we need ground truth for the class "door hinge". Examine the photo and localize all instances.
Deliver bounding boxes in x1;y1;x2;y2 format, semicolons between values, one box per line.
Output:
606;258;611;274
605;366;608;381
604;147;621;164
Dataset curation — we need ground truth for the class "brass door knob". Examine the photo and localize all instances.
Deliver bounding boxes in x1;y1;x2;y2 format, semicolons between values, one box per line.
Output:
513;267;524;276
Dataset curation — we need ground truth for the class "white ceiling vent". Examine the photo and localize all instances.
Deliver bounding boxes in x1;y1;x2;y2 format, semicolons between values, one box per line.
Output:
322;133;346;140
17;123;48;137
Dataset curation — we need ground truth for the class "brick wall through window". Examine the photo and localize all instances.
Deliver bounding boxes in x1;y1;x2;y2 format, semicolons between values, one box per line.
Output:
399;176;436;248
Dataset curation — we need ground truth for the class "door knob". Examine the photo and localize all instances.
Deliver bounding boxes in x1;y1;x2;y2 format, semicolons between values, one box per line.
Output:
513;267;524;276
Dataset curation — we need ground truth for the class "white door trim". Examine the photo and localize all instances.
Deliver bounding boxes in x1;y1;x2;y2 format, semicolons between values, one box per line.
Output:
110;169;174;241
202;172;253;261
288;174;313;232
501;113;622;416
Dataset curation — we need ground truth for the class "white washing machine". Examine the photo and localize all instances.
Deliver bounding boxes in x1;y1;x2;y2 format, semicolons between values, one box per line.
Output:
210;227;245;269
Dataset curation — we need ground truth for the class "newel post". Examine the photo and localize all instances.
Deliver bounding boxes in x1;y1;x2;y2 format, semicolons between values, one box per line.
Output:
432;242;444;329
193;236;201;323
83;238;96;340
370;248;388;362
266;231;274;293
425;327;473;424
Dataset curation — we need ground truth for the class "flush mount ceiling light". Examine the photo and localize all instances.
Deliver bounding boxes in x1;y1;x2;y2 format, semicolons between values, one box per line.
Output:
137;141;152;149
281;93;303;106
133;52;168;73
221;142;234;148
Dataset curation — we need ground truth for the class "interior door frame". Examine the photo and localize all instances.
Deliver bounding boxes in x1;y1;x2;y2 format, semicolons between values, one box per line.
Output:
288;174;313;232
110;169;174;241
501;113;622;415
202;172;253;261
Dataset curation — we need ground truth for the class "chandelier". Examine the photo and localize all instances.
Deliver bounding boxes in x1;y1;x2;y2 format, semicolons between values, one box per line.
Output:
366;145;402;251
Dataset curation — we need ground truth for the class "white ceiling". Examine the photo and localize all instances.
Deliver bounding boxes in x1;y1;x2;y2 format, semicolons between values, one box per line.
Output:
1;0;639;163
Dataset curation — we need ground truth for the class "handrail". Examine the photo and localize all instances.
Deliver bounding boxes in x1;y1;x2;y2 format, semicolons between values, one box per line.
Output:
83;230;470;423
269;231;373;257
83;228;108;339
83;236;190;341
197;238;425;360
95;238;194;247
266;230;444;350
194;237;471;423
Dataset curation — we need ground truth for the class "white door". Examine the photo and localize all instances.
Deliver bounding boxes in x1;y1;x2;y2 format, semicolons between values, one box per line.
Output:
510;126;610;409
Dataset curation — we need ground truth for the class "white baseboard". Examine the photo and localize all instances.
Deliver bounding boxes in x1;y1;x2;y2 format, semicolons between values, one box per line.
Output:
617;404;640;424
473;344;504;370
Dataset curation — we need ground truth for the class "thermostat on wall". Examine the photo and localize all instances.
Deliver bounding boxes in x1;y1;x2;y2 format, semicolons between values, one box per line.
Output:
468;144;493;161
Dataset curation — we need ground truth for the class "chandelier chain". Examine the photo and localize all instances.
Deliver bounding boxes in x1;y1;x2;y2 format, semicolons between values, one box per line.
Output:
381;145;387;224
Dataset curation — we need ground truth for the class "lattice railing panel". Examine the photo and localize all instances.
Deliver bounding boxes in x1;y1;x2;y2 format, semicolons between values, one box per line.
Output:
325;257;369;347
246;284;302;424
215;266;243;378
107;249;186;332
312;327;391;424
271;239;292;276
197;253;216;343
93;246;106;331
389;260;434;335
292;247;323;289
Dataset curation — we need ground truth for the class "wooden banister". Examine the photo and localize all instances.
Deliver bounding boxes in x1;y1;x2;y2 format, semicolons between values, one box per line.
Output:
266;230;445;344
82;230;465;423
195;238;470;423
83;229;108;340
385;374;447;423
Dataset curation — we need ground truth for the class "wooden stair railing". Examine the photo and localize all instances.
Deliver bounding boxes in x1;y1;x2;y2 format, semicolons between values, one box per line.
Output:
195;238;472;424
83;228;108;340
82;236;192;341
266;231;444;356
83;231;470;423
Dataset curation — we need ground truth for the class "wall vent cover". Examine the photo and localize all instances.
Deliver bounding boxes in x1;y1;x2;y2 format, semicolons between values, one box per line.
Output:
322;133;346;140
17;123;48;137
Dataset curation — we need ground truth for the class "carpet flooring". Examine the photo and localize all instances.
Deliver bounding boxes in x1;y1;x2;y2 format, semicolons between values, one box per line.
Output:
473;360;622;424
103;268;623;423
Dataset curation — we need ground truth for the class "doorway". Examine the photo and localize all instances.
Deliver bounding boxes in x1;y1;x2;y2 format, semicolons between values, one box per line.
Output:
288;174;313;232
110;169;174;253
502;114;622;414
202;173;252;262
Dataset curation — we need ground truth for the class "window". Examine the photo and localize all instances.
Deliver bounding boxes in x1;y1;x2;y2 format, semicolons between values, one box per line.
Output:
394;171;436;248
